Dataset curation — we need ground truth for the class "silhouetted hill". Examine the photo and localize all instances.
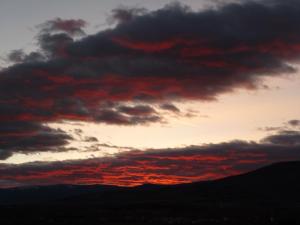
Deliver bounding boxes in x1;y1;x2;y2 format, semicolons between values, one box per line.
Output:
0;184;123;205
208;161;300;200
63;161;300;205
1;161;300;225
1;161;300;205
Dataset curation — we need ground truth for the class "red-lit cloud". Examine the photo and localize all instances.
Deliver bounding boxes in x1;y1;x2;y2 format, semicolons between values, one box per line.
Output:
1;0;300;158
1;128;300;187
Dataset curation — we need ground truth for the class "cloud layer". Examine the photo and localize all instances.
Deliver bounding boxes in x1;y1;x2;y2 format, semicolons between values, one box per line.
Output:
1;0;300;158
1;126;300;188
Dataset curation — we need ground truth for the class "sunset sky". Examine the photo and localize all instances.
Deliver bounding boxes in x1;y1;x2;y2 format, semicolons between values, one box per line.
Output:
0;0;299;188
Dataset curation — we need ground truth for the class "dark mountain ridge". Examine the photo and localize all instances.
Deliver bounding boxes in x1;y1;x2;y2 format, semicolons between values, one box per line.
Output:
1;161;300;205
1;161;300;225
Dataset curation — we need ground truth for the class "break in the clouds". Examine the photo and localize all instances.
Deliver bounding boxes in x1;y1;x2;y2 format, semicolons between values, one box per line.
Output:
1;127;300;188
1;0;300;158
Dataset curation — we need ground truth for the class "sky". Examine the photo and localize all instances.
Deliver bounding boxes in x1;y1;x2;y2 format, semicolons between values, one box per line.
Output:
0;0;300;188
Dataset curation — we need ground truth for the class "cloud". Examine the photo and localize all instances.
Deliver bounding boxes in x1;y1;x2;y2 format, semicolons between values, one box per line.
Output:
108;6;147;24
38;18;87;36
84;136;98;142
117;105;156;116
7;50;26;63
262;130;300;145
259;119;300;132
0;122;72;160
95;108;161;125
1;127;300;187
259;121;300;145
1;0;300;158
288;120;300;127
6;50;45;64
160;103;180;113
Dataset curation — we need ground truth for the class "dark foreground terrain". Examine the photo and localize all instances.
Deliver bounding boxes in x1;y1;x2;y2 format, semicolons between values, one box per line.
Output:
1;161;300;225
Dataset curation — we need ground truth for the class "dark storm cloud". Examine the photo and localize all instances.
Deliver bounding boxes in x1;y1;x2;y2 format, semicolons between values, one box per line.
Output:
6;50;45;64
117;105;157;116
0;121;72;160
1;128;300;187
38;18;87;36
7;50;26;63
160;103;180;113
95;109;161;125
1;0;300;158
108;7;147;24
262;130;300;145
84;136;98;142
288;120;300;127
